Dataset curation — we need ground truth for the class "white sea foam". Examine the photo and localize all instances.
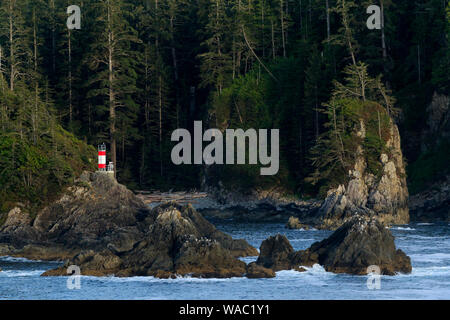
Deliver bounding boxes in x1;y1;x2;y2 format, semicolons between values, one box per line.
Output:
409;235;447;240
0;256;38;262
0;270;45;277
274;264;338;287
0;255;59;263
82;274;243;284
390;226;416;231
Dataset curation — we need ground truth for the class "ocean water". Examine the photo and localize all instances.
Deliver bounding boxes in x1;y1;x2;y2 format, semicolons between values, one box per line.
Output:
0;222;449;300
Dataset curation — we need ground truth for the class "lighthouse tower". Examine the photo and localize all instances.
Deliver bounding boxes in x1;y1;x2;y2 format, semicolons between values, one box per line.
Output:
98;143;107;171
98;143;115;177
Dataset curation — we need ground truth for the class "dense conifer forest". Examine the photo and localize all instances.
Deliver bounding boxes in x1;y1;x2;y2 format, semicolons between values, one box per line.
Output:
0;0;448;213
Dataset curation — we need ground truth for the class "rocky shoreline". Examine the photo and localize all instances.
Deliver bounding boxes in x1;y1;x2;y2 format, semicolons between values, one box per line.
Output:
0;172;260;278
409;175;450;222
0;171;416;279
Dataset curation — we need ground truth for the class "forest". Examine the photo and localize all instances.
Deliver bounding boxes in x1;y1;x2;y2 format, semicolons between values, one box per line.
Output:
0;0;448;213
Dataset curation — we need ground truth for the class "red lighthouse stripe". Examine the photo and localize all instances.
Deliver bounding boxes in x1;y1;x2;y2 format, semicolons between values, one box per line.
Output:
98;151;106;156
98;164;106;169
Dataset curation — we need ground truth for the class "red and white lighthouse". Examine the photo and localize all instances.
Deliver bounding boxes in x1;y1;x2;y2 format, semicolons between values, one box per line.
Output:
98;143;106;171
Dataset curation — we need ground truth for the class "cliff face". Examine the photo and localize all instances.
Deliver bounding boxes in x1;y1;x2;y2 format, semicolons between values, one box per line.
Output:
318;119;409;229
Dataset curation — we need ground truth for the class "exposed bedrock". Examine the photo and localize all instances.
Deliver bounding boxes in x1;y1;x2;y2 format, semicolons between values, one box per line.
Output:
317;120;409;230
42;203;257;278
256;216;412;276
0;171;146;258
285;216;311;230
0;172;260;278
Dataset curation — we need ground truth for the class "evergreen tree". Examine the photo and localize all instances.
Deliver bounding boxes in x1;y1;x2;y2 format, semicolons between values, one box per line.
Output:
84;0;140;178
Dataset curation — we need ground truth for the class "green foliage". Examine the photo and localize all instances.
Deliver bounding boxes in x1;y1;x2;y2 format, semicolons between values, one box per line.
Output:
0;77;96;214
408;139;450;195
307;63;393;195
0;0;448;200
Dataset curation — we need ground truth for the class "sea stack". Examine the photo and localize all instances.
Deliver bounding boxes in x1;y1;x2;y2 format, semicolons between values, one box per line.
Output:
317;119;409;229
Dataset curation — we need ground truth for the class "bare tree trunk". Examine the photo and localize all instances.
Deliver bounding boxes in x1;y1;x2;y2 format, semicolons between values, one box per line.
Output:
68;28;73;125
170;8;180;128
51;0;56;75
232;36;236;79
380;0;387;61
33;9;38;75
159;75;163;177
315;86;319;141
144;49;151;131
271;20;276;59
107;1;117;178
326;0;330;40
261;2;265;58
280;0;286;57
33;8;39;145
380;0;390;88
0;45;3;77
9;0;15;91
170;14;178;82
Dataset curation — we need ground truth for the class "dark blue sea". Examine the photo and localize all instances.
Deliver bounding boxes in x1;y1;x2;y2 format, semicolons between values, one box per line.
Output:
1;222;449;299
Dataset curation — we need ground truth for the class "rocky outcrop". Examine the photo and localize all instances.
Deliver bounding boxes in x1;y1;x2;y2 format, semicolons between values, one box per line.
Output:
196;183;321;223
285;216;310;230
42;202;256;278
256;216;412;276
318;120;409;229
256;234;295;271
245;262;276;278
0;172;147;257
1;172;259;278
293;216;412;275
409;175;450;222
255;234;306;273
0;207;38;246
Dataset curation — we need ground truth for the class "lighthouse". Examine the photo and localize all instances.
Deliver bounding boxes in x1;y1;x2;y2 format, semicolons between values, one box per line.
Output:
97;143;115;176
98;143;107;171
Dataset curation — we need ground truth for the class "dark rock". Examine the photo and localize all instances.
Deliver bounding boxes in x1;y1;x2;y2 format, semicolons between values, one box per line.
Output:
292;216;412;275
0;172;147;257
42;202;256;278
409;175;450;222
246;262;275;278
256;234;295;271
286;216;310;230
196;183;321;223
255;216;412;276
1;172;258;278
